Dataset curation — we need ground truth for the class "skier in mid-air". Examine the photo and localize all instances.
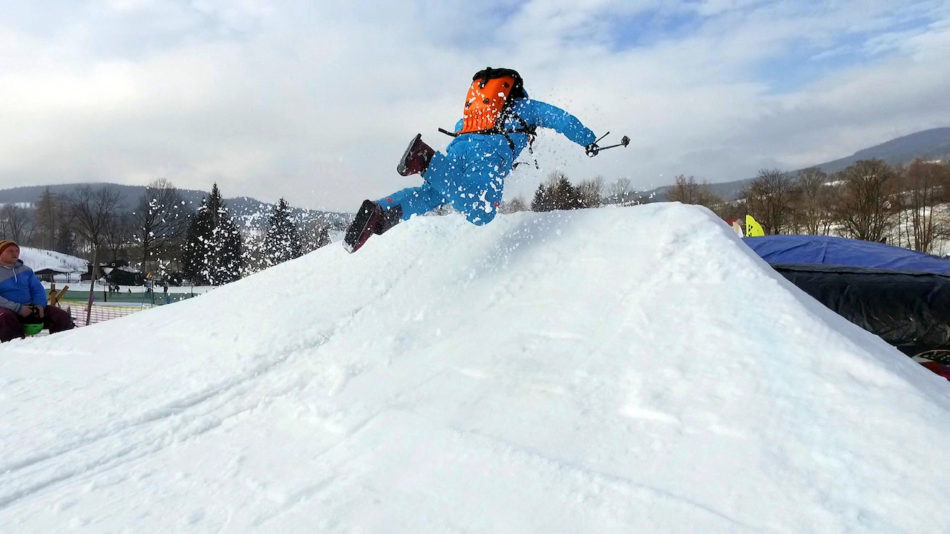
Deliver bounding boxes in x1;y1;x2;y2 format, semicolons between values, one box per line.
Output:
344;67;610;253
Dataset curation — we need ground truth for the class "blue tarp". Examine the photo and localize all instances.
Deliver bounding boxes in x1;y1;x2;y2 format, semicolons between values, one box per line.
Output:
743;235;950;274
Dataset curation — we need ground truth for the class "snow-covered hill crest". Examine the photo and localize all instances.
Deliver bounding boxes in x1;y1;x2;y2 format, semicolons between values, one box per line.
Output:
1;204;947;533
18;246;87;274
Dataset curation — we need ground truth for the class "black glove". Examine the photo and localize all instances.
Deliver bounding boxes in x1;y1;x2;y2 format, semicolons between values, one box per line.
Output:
585;143;600;157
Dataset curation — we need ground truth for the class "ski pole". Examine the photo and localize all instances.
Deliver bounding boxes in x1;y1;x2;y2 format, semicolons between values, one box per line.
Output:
594;131;611;145
597;135;630;151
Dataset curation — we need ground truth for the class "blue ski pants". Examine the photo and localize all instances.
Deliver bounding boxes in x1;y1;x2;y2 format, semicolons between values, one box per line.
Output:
377;135;514;226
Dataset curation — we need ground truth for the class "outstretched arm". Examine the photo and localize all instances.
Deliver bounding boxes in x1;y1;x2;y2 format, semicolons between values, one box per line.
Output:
516;99;597;147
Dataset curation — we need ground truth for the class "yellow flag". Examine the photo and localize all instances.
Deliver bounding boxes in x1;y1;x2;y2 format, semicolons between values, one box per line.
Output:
745;215;765;237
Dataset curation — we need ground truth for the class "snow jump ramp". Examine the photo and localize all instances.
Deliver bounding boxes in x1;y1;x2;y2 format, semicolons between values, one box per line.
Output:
1;203;948;533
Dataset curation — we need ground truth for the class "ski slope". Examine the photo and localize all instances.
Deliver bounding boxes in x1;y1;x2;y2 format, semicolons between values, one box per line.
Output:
1;204;948;533
18;246;87;274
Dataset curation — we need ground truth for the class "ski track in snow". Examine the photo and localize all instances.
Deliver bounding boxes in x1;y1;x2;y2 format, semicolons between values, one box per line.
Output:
442;421;773;534
0;240;440;519
0;267;410;512
0;335;327;510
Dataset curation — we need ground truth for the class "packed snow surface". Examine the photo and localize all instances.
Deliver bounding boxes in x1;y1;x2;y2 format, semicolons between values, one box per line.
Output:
1;204;948;533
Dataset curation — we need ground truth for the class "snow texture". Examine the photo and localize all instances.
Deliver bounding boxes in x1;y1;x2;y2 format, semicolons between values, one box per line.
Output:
1;204;948;533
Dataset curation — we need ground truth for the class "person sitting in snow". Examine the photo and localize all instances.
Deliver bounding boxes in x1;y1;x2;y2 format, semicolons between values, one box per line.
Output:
0;240;75;342
344;67;601;253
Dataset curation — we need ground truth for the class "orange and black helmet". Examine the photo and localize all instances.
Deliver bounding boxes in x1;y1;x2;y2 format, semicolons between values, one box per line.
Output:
472;67;526;99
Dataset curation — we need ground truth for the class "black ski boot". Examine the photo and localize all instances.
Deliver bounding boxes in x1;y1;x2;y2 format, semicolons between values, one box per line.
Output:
397;133;435;176
343;200;403;253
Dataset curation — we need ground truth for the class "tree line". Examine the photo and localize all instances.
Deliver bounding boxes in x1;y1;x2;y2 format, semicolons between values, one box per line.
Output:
497;158;949;256
665;159;950;254
500;173;642;214
4;157;947;287
0;180;332;286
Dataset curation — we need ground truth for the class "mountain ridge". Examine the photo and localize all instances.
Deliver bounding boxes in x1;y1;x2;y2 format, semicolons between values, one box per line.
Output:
0;182;349;230
3;127;949;213
648;127;950;200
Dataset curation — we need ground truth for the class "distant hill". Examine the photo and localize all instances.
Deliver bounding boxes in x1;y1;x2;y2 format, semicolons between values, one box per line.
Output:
821;127;950;172
0;183;350;230
649;127;950;201
5;127;949;214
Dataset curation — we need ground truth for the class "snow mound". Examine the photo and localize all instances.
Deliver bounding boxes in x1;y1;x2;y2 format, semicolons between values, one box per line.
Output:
1;204;948;533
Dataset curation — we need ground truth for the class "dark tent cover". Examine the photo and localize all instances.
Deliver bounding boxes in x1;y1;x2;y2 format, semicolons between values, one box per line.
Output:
744;235;950;274
770;263;950;356
742;235;950;358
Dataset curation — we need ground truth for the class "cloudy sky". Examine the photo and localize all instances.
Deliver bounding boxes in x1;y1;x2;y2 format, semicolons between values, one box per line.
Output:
1;1;949;212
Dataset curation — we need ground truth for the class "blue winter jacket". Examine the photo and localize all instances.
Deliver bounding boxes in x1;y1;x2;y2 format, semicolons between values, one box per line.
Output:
451;97;597;163
381;98;596;225
0;260;48;312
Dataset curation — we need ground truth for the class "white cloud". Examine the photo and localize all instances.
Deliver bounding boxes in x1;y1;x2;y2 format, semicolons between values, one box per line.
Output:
0;1;948;211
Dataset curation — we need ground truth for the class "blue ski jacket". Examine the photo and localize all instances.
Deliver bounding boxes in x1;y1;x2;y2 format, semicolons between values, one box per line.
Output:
0;260;48;313
380;98;596;225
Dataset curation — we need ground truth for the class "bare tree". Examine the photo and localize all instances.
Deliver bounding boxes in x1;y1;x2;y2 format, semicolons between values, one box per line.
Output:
830;159;898;243
576;177;604;208
743;169;794;235
133;179;188;275
0;204;32;243
790;167;833;235
71;186;121;324
103;212;135;263
899;159;950;253
666;175;722;208
604;177;635;205
712;199;746;222
499;196;527;214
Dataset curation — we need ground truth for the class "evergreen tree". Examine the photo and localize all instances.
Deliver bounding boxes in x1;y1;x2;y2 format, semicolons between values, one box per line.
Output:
298;219;331;254
263;198;303;267
314;226;331;249
531;184;553;212
183;199;214;285
182;184;245;285
551;176;584;210
532;173;584;211
216;215;244;283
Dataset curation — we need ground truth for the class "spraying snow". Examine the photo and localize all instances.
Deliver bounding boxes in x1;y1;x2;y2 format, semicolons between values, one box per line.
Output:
1;203;947;533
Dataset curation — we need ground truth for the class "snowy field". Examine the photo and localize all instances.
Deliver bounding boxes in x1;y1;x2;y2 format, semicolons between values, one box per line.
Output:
1;203;948;533
43;281;214;296
17;245;211;295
